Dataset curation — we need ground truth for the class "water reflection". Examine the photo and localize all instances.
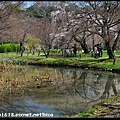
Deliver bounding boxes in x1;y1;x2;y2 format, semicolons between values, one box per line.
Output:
0;65;120;118
0;96;62;118
101;75;118;99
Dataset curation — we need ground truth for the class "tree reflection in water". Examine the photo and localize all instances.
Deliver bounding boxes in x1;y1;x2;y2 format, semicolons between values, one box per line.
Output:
0;65;120;117
101;75;117;99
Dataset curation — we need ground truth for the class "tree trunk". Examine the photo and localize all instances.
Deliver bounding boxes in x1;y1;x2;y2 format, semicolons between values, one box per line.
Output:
42;49;48;58
20;42;23;52
20;46;25;57
81;43;89;53
112;30;120;52
38;50;40;57
105;42;114;59
74;36;89;54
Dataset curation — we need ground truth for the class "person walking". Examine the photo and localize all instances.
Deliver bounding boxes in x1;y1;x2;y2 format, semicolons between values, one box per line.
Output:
99;42;103;57
72;43;77;58
65;47;70;57
97;44;100;57
94;44;99;58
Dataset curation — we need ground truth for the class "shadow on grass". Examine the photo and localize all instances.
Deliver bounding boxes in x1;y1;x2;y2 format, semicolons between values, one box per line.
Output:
98;58;109;62
78;58;109;63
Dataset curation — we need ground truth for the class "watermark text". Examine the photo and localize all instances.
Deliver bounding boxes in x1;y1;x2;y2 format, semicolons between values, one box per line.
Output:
0;112;54;118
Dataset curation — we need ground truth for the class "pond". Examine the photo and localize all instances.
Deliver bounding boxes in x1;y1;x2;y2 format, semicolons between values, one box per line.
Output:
0;64;120;118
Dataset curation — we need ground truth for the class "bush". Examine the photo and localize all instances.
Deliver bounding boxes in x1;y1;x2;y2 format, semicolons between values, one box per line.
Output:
0;43;20;53
0;45;4;53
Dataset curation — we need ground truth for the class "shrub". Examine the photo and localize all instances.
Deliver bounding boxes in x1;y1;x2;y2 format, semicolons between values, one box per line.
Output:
0;43;20;53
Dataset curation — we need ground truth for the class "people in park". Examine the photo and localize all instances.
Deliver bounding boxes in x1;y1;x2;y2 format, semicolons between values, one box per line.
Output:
99;42;103;57
72;43;77;58
65;47;70;57
94;44;99;58
94;42;103;58
97;43;100;57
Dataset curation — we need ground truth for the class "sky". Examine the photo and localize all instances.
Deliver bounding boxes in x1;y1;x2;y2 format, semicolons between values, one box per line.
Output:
25;1;35;8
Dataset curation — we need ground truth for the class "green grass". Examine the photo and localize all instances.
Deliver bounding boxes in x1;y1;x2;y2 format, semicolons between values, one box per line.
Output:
0;50;120;71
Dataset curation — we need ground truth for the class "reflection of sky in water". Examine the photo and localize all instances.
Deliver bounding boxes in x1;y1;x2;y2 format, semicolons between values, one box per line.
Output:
87;91;96;98
1;96;63;118
0;66;120;117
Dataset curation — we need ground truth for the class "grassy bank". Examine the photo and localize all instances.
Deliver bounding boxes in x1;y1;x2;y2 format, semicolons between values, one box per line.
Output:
0;50;120;73
68;94;120;118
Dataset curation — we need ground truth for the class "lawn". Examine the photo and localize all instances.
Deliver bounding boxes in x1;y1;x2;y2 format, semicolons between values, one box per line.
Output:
0;50;120;72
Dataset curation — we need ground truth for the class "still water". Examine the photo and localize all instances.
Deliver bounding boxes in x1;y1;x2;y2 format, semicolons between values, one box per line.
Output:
0;65;120;118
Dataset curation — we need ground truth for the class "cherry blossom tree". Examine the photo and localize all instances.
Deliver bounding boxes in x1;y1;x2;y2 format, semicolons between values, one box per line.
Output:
50;2;91;54
51;1;120;61
77;1;120;60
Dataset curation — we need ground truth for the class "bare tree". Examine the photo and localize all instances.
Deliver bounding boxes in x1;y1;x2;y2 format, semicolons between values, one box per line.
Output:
32;19;58;58
0;1;24;43
29;3;61;58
